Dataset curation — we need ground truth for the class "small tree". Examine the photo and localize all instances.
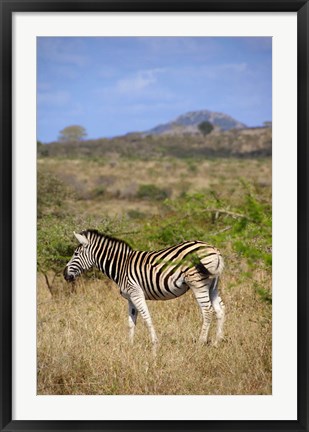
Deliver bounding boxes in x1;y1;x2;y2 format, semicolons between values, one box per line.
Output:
37;140;49;157
198;121;214;136
37;216;77;295
58;125;87;142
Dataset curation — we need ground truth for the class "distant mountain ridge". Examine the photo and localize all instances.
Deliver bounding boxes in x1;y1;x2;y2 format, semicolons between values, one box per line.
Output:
143;109;247;136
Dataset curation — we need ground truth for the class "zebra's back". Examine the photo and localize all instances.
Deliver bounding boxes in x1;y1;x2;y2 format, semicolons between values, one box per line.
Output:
126;240;224;300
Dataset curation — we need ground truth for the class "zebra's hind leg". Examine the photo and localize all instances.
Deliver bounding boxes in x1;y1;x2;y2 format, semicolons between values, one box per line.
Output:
128;300;138;344
129;290;158;350
185;272;213;344
209;277;225;346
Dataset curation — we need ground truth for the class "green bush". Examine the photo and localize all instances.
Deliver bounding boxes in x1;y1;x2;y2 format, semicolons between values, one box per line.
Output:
37;216;78;275
37;168;72;218
92;185;106;199
37;177;271;302
136;184;170;201
129;182;272;303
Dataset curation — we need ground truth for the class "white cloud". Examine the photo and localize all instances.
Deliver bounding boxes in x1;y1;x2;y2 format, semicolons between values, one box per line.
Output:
115;69;165;94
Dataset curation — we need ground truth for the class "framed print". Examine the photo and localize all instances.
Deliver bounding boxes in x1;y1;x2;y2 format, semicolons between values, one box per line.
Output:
1;0;308;431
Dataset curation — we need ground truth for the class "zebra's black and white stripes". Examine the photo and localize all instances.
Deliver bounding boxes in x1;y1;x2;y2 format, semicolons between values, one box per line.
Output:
64;230;225;348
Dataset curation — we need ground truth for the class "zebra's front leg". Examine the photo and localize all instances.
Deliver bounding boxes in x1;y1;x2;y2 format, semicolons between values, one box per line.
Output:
128;300;138;344
129;291;158;349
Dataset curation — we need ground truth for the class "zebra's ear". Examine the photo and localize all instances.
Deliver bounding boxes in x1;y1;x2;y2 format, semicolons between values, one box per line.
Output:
74;231;89;246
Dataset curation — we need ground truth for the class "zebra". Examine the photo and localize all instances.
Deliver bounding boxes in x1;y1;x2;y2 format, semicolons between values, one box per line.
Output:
64;229;225;348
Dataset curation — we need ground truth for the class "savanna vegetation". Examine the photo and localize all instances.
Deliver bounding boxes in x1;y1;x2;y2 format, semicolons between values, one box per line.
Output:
37;126;272;159
37;131;272;395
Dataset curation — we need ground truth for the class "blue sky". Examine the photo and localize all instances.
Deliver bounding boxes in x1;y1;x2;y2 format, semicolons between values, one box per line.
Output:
37;37;272;142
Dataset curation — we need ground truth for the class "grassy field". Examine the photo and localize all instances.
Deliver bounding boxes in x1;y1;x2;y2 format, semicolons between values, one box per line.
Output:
37;155;272;395
37;157;271;217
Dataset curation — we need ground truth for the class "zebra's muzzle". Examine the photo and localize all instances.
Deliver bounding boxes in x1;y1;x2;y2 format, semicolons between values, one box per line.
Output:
63;267;75;282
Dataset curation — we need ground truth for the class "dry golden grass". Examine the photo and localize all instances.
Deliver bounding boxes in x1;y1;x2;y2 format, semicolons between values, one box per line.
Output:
38;157;271;217
37;264;271;396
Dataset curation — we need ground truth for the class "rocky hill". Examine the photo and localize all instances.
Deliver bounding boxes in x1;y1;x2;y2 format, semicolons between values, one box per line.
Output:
143;109;247;136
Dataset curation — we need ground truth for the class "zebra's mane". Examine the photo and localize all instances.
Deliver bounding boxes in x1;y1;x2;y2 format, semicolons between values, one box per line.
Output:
81;229;133;250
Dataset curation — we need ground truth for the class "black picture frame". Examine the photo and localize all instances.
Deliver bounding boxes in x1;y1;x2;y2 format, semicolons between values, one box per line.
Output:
1;1;308;431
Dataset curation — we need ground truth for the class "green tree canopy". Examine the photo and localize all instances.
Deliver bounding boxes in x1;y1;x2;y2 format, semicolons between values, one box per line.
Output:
198;121;214;136
58;125;87;142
